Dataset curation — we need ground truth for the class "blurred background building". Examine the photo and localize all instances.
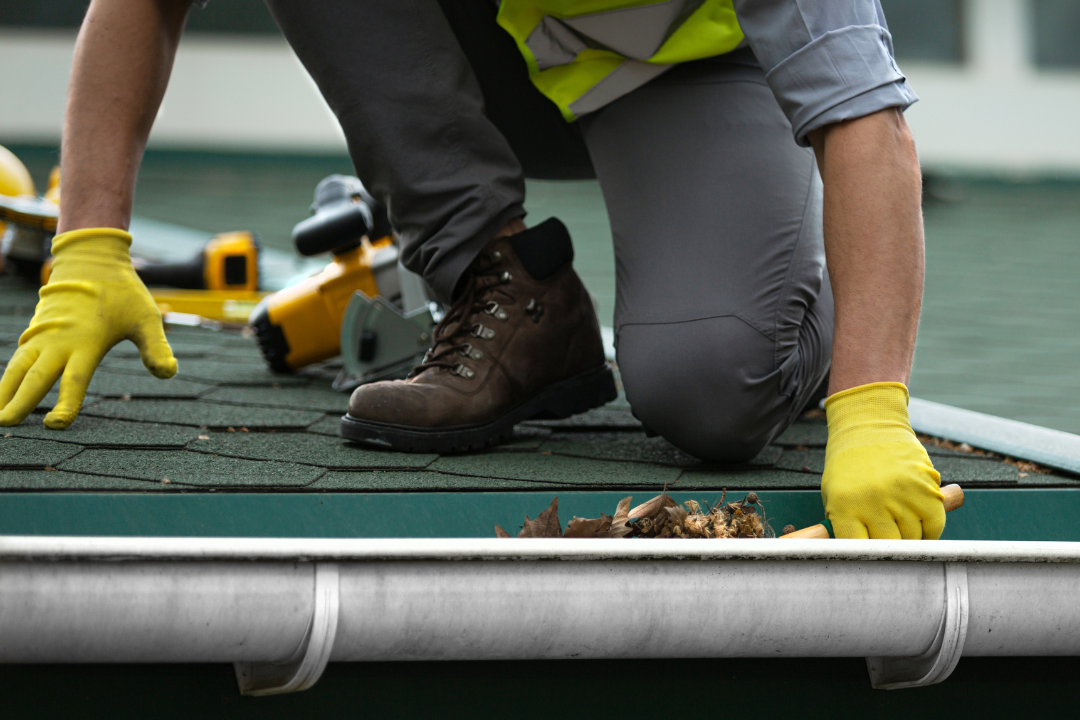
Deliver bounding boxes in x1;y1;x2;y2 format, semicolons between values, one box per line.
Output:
1;0;1078;433
3;0;1080;175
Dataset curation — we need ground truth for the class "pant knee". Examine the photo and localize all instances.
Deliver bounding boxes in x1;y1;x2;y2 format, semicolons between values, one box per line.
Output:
618;318;788;462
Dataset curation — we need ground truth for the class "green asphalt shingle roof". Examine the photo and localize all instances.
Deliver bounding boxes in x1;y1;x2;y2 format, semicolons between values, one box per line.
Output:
1;275;1076;494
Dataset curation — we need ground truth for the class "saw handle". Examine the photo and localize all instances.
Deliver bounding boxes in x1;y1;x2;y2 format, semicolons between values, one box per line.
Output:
779;484;964;539
293;202;372;257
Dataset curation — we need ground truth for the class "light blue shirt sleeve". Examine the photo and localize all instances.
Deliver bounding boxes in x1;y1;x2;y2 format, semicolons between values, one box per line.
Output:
732;0;919;146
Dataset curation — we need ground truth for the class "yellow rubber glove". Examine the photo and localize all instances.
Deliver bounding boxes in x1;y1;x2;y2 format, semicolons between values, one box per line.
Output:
0;228;177;429
821;382;945;539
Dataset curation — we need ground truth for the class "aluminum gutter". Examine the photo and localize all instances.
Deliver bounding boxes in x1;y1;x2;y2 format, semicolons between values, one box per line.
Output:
910;397;1080;475
3;536;1080;695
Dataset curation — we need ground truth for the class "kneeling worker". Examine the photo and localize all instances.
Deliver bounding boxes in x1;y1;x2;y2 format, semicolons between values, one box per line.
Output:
0;0;945;540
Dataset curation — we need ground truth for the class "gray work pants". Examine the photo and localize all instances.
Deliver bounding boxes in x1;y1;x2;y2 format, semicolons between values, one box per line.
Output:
580;52;832;460
263;1;847;461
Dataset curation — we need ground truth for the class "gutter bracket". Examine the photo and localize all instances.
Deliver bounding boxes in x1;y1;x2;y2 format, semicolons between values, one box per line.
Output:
866;562;969;690
234;563;340;696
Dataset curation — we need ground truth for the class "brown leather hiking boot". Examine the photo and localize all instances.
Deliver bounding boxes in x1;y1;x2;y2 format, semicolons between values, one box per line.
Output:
340;218;616;452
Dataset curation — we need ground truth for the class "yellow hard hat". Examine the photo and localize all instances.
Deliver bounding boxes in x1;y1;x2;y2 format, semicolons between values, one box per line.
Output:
0;145;36;258
0;145;35;198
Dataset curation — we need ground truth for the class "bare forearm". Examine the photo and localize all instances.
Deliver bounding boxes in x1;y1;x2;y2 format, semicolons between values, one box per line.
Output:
808;108;925;396
58;0;190;234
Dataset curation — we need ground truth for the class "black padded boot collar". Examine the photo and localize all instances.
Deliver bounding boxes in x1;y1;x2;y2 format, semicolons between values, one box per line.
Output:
510;218;574;281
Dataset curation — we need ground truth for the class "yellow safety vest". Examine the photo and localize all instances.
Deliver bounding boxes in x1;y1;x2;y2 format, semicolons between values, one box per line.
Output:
497;0;744;121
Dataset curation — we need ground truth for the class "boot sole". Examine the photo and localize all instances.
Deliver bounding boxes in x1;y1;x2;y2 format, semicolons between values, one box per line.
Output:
339;363;618;454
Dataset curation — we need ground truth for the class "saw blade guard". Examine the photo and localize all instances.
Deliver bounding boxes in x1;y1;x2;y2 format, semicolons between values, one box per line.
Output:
336;291;436;391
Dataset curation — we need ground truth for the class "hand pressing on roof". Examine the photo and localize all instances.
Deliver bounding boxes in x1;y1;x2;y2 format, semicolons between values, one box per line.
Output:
0;228;177;429
821;382;946;540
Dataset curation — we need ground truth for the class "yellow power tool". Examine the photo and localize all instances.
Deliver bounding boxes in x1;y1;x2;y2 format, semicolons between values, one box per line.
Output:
250;175;402;373
131;230;260;292
1;154;260;294
30;224;265;324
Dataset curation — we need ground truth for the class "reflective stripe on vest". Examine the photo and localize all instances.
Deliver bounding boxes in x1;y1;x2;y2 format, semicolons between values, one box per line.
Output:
497;0;744;121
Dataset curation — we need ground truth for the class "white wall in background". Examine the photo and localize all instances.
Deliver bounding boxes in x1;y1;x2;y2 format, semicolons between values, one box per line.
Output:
2;0;1079;174
903;0;1080;176
0;30;347;152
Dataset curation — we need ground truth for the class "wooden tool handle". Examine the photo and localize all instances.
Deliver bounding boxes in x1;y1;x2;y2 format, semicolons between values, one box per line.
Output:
779;484;964;539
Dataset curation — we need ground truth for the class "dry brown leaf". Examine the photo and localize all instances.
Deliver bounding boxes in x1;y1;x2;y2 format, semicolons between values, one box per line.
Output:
629;493;676;521
664;505;689;532
494;525;512;538
564;515;612;538
665;505;687;522
517;496;562;538
605;496;634;538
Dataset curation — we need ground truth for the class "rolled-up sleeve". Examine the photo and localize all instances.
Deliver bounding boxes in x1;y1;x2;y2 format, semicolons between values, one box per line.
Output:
732;0;918;146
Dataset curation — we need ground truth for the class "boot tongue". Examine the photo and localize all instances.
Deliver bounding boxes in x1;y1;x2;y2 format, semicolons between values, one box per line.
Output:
435;316;467;339
408;364;444;382
473;273;506;291
410;276;484;379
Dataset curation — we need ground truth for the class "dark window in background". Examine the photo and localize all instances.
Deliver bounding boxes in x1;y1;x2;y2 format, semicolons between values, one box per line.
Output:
3;0;981;65
878;0;964;63
1032;0;1080;69
0;0;281;34
0;0;85;27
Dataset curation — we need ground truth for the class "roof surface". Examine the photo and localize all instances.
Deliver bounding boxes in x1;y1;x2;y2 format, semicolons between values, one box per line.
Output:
1;275;1075;494
9;145;1080;434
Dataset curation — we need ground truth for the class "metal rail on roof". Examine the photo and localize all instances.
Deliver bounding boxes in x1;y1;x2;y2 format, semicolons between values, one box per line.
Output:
910;397;1080;475
3;536;1080;695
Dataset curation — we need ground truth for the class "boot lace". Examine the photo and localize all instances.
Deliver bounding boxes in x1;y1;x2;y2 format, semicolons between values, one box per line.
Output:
410;252;514;377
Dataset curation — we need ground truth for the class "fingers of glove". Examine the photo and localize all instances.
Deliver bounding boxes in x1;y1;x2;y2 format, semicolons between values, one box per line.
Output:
0;346;40;412
830;516;870;540
922;505;947;541
896;513;925;540
43;353;99;430
864;517;903;540
0;351;66;427
130;320;177;379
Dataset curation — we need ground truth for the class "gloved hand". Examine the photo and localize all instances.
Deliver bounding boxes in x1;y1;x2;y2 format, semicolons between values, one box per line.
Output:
821;382;945;539
0;228;177;429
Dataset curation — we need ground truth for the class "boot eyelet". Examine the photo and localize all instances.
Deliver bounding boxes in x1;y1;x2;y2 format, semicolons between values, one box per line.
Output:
471;323;496;340
485;301;509;322
459;343;483;360
525;298;544;323
451;363;475;379
489;251;502;262
499;271;512;283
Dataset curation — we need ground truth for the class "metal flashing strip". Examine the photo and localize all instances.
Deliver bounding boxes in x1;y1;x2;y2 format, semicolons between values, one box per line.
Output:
4;536;1080;563
910;397;1080;475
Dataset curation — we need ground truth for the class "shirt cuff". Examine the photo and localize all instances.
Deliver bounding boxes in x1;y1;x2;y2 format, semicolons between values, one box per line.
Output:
764;24;919;147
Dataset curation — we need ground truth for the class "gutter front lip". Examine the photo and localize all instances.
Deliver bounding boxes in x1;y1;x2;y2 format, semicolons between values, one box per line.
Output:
3;535;1080;563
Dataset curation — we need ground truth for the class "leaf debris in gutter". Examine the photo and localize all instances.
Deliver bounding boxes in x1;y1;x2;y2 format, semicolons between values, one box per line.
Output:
496;491;773;539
